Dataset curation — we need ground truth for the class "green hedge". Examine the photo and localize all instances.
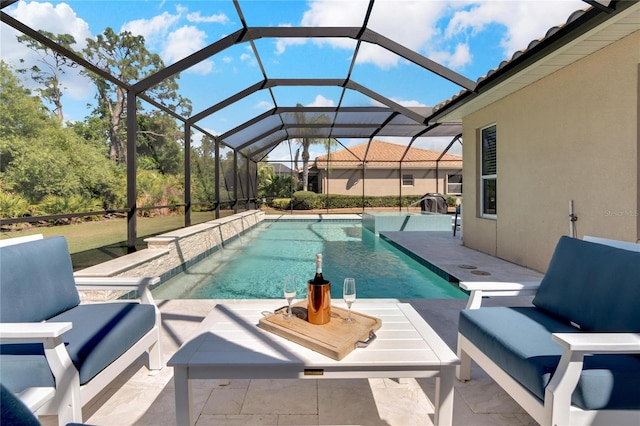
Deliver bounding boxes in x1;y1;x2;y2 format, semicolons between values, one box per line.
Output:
287;192;433;210
271;198;291;209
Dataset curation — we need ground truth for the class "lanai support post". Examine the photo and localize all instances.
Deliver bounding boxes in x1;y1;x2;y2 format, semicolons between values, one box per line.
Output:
126;91;138;252
184;125;191;227
233;150;239;214
246;154;251;210
399;161;403;212
215;138;220;219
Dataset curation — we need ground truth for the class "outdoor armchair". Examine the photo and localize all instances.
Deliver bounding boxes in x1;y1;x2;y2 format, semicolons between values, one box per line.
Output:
456;235;640;426
0;235;162;426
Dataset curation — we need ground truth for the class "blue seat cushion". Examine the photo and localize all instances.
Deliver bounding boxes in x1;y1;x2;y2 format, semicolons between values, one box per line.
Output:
0;236;80;323
459;307;640;410
0;302;156;389
1;383;41;426
532;236;640;332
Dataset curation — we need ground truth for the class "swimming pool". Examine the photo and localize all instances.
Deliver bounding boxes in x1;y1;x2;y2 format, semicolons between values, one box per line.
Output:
152;220;466;300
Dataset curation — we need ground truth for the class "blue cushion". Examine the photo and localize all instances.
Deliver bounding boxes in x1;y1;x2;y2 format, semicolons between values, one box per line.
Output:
0;303;156;388
532;236;640;332
49;303;156;385
459;307;640;410
0;236;80;323
0;383;41;426
0;349;55;393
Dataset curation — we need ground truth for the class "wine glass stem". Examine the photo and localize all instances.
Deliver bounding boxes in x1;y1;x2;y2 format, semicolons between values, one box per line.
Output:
348;306;352;321
288;302;292;317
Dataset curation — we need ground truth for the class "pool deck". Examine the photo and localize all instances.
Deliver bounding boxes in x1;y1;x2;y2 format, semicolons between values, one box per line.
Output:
41;218;544;426
380;231;544;283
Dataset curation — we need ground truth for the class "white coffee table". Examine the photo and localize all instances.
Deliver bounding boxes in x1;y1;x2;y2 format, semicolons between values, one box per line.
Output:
168;300;459;426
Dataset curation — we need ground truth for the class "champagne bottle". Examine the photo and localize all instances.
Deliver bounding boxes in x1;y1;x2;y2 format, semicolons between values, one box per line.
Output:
307;253;331;324
312;254;328;284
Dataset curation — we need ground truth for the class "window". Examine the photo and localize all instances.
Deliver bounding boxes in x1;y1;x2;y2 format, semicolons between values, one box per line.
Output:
447;174;462;194
402;174;414;186
481;125;497;217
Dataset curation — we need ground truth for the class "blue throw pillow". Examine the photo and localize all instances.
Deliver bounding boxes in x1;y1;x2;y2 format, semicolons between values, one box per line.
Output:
533;236;640;332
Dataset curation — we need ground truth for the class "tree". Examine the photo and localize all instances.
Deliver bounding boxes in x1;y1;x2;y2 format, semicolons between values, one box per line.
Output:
292;104;334;191
0;60;52;172
137;111;183;175
191;134;216;206
1;61;123;208
16;31;78;122
82;28;191;164
257;161;275;196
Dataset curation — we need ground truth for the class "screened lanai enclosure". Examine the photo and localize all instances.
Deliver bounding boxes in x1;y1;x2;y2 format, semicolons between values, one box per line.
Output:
0;0;607;250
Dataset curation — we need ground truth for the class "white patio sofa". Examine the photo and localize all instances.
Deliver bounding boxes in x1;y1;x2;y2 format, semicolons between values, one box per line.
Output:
456;235;640;426
0;235;162;425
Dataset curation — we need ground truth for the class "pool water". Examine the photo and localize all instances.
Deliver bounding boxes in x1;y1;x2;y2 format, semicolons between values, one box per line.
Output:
152;221;466;300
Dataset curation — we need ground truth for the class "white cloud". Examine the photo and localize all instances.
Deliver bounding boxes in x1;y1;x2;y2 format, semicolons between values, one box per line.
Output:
274;24;307;55
286;0;586;69
255;100;274;110
162;26;213;74
307;94;335;107
445;1;587;57
2;1;93;101
121;11;181;46
370;97;427;108
239;51;258;68
429;43;472;70
187;11;229;24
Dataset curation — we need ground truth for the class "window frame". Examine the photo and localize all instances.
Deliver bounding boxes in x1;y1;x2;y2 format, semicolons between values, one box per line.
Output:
480;124;497;219
447;173;462;195
402;173;414;187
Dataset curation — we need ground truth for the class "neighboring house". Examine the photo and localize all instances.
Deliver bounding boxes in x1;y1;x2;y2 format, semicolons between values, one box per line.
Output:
432;2;640;272
271;163;294;177
311;140;462;197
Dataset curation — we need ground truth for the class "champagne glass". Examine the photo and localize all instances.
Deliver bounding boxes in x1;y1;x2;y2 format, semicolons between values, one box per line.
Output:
283;276;296;319
343;278;356;323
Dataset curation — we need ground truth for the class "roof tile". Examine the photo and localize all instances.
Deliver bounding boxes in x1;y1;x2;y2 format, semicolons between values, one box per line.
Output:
314;140;462;168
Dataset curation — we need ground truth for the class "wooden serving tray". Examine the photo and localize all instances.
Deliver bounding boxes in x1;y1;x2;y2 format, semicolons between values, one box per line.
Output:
258;301;382;360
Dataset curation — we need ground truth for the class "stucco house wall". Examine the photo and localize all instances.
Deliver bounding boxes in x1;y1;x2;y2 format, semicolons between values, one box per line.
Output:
462;31;639;272
319;167;460;196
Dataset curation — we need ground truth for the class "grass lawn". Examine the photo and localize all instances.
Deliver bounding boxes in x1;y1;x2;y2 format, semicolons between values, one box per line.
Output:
0;208;377;270
1;212;220;270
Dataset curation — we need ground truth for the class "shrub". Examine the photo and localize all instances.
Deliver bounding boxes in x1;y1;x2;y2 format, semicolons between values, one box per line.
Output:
292;191;322;210
0;190;31;218
36;195;103;223
270;198;291;209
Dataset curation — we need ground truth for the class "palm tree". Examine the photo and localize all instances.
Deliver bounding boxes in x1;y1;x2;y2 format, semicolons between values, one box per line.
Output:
293;104;335;192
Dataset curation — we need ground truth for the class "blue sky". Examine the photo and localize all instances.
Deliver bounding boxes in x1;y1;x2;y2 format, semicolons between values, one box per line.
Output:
2;0;588;160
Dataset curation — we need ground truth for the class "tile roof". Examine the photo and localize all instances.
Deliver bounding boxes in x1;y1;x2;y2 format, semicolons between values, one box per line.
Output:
314;140;462;169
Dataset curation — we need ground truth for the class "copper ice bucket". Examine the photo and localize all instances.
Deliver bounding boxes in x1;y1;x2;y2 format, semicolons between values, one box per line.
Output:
307;281;331;324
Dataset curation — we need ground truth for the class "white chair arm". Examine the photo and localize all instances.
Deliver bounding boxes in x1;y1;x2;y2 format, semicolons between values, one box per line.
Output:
552;332;640;354
0;322;72;342
544;332;640;425
74;276;159;306
461;281;541;309
0;322;76;395
17;387;56;412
